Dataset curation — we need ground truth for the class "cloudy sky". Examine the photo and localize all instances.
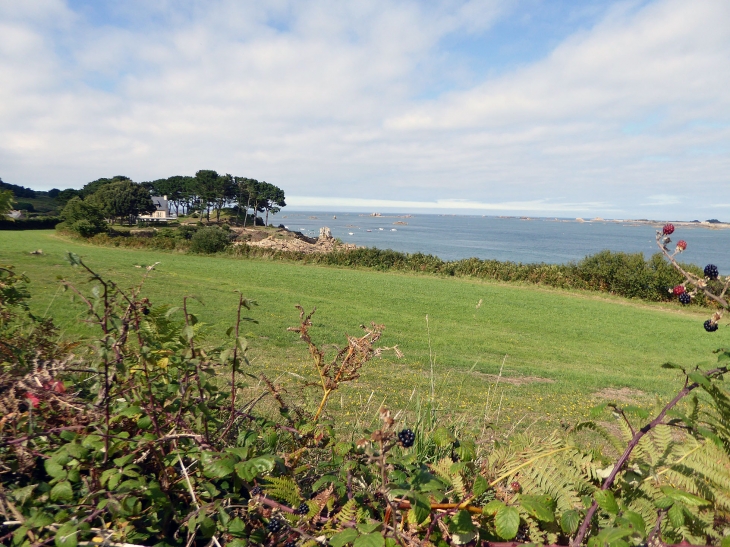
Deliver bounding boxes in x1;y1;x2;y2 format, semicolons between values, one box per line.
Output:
1;0;729;218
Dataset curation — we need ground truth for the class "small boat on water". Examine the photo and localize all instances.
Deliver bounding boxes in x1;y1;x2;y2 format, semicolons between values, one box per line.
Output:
348;232;354;235
366;229;372;232
391;229;397;231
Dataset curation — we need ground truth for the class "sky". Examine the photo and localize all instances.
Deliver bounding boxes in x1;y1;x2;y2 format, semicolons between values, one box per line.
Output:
1;0;729;219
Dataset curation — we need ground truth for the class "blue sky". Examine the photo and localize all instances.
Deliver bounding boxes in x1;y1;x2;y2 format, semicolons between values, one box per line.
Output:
1;0;728;219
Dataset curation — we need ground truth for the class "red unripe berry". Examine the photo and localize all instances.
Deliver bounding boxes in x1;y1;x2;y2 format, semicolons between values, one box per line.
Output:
673;285;685;295
676;240;687;251
663;223;675;235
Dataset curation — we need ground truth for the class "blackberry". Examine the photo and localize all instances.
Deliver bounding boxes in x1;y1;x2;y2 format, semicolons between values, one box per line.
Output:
679;293;691;305
672;285;685;295
704;320;719;333
250;485;262;496
704;264;719;280
142;307;150;315
295;502;309;515
398;428;415;448
662;223;675;235
676;240;687;251
284;542;297;547
267;517;286;533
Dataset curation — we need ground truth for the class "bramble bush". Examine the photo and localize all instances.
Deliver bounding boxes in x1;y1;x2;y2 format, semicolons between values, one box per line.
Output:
0;228;729;547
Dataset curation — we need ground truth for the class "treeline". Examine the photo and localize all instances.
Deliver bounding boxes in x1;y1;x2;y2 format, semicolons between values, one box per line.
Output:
49;171;285;225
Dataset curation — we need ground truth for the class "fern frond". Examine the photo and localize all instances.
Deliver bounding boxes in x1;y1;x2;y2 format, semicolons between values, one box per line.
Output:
263;476;301;507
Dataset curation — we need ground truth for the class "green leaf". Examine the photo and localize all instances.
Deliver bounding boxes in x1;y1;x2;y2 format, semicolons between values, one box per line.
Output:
329;528;359;547
520;495;555;522
204;457;235;479
594;490;619;515
449;510;476;534
654;496;674;509
409;492;432;525
721;535;730;547
356;522;381;534
453;440;476;462
11;484;37;506
431;427;456;447
472;475;488;498
661;362;685;371
660;486;709;506
688;371;711;387
495;505;520;540
667;503;685;528
182;325;194;341
618;511;646;536
483;499;505;515
561;510;581;534
353;533;385;547
199;517;216;538
227;517;246;538
50;480;74;502
234;455;277;481
54;522;78;547
45;459;65;479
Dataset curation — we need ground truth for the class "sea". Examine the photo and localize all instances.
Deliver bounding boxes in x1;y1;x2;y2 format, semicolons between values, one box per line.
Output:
275;212;730;272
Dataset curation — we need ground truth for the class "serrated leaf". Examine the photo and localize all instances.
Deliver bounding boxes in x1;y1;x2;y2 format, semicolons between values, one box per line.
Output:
50;480;74;502
561;510;580;534
619;511;646;536
11;484;37;506
234;455;276;481
227;517;246;537
668;503;685;528
356;522;381;534
409;492;431;524
472;475;488;497
495;505;519;539
329;528;359;547
353;533;385;547
483;499;505;515
54;522;78;547
431;427;456;447
182;325;194;341
520;495;555;522
654;496;674;509
688;371;711;387
204;457;235;479
594;490;619;514
45;459;65;479
660;486;708;506
453;440;476;462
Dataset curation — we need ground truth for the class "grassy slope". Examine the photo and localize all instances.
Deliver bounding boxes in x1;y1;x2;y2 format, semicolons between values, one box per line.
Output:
1;230;724;432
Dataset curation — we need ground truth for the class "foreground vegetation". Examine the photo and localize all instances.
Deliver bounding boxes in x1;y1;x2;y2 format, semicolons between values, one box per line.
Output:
2;226;730;546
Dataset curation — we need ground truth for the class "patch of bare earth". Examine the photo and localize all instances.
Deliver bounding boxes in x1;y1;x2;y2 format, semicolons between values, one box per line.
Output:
232;226;357;254
592;387;646;403
472;372;555;386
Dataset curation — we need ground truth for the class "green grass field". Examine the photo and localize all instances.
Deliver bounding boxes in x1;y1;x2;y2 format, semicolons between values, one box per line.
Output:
1;230;724;434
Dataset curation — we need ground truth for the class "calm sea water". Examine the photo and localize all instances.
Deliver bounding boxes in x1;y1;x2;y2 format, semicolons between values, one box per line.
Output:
276;212;730;272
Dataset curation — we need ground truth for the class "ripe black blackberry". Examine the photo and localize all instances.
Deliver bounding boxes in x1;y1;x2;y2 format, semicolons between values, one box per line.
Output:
267;517;286;533
704;320;719;333
398;428;415;447
704;264;719;280
284;542;297;547
295;502;309;515
679;293;691;305
250;485;262;496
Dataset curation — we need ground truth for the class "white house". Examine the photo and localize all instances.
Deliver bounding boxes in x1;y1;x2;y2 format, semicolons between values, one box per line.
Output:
138;195;174;222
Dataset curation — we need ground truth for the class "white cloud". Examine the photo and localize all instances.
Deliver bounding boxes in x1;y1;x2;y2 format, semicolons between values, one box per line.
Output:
0;0;728;219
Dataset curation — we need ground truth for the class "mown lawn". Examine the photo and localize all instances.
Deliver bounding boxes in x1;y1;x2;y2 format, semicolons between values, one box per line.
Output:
1;230;724;434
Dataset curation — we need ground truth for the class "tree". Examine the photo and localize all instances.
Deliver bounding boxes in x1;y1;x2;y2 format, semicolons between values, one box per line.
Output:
60;197;107;236
54;188;81;205
0;190;14;218
80;175;132;198
259;181;286;226
193;170;233;222
87;180;155;224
